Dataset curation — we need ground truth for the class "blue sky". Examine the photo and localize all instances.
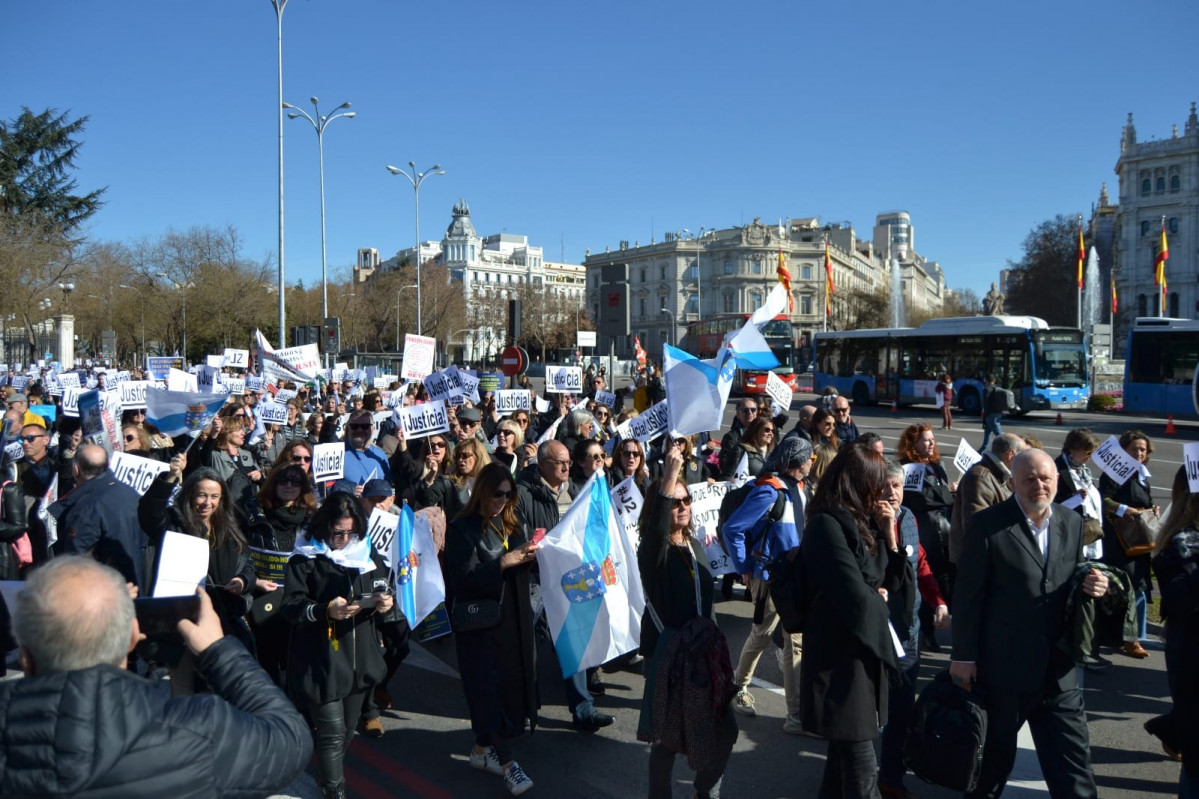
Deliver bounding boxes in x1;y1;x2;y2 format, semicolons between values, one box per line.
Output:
5;0;1197;298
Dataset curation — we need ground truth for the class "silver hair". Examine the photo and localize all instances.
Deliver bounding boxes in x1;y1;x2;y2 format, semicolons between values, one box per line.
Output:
537;439;565;463
884;458;905;482
564;408;597;437
16;557;134;673
990;433;1026;458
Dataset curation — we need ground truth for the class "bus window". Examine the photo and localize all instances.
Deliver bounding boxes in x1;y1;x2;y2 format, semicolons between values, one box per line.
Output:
819;337;842;376
1164;332;1199;384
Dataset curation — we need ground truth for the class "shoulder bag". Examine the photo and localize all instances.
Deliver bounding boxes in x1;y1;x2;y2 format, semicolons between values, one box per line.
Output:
451;584;505;633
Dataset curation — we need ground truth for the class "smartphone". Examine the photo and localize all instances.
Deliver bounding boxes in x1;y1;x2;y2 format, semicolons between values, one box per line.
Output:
134;595;200;638
532;528;547;544
356;592;389;609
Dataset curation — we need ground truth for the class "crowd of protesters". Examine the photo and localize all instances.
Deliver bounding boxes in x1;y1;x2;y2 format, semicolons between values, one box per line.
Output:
0;359;1195;798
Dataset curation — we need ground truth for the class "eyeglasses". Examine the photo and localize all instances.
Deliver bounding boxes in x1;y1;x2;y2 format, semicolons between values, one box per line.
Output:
497;430;514;437
428;441;447;450
620;450;641;458
672;495;693;508
514;417;529;425
834;407;850;414
19;434;46;443
583;453;605;462
330;529;354;539
277;477;305;487
291;455;312;463
124;434;138;442
461;420;479;428
543;458;569;467
763;427;775;434
738;407;758;415
492;489;516;499
347;423;372;431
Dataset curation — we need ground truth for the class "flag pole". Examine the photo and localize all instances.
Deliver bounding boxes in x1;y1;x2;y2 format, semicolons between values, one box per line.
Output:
1076;216;1083;331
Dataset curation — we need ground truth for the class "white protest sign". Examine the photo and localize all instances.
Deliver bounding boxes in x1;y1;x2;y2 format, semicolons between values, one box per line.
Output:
610;477;644;549
196;366;218;393
257;400;291;425
100;389;123;417
114;370;131;384
594;390;617;409
274;344;321;378
422;369;454;401
222;348;249;369
546;365;583;394
367;508;401;571
629;400;670;442
456;369;481;403
373;377;390;390
902;462;926;493
167;368;197;393
764;371;793;411
118;380;152;411
401;334;437;381
57;372;81;390
274;388;297;404
688;481;735;576
223;377;246;396
535;395;551;414
153;532;210;597
4;439;23;462
109;451;171;495
1184;442;1199;494
495;389;531;416
953;438;983;475
398;400;451;439
206;354;225;368
1091;435;1141;486
312;442;346;482
62;387;80;417
245;376;265;393
10;376;28;391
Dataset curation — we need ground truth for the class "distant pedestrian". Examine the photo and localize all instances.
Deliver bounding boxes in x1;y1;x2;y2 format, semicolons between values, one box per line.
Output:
935;374;953;429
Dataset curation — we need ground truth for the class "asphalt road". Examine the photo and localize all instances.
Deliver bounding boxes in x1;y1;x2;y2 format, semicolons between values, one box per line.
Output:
284;396;1191;799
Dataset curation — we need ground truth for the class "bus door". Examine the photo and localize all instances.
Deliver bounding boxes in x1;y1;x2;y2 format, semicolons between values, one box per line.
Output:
875;339;898;403
989;337;1031;406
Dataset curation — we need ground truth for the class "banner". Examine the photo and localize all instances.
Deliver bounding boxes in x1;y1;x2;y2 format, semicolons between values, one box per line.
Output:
764;371;792;412
594;390;617;409
495;389;531;416
629;400;669;442
902;463;925;493
952;438;983;475
689;481;735;576
312;442;346;482
397;400;451;439
62;386;80;417
610;477;644;549
401;334;437;381
387;505;446;628
109;451;170;495
146;356;185;380
167;368;197;393
247;547;289;583
546;365;583;394
257;400;290;425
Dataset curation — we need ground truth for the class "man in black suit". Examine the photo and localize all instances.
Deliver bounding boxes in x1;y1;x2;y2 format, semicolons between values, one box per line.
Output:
950;448;1108;798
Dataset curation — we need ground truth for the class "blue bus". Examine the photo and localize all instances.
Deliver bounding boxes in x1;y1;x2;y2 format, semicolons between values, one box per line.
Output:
1122;317;1199;416
813;315;1089;415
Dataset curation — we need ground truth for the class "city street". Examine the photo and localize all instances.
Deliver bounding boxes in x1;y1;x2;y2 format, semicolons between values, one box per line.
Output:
280;398;1191;799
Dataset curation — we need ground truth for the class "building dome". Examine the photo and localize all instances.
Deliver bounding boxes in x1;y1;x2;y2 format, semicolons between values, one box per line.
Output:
445;199;477;240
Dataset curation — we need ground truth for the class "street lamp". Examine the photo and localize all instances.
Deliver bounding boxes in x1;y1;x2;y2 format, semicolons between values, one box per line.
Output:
118;284;145;365
394;284;418;351
57;280;75;305
661;308;676;347
271;0;290;348
283;97;355;326
386;161;445;336
156;273;187;363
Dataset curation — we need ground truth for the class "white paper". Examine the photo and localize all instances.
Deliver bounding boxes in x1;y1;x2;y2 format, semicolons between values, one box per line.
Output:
1092;435;1141;486
888;620;907;659
109;451;170;495
401;334;437;381
902;462;925;493
953;438;983;475
118;380;152;411
496;389;532;415
397;399;451;439
367;508;401;570
167;368;198;393
535;395;551;414
206;354;225;368
222;348;249;369
152;531;211;597
764;371;793;411
312;442;346;482
1185;442;1199;494
594;390;617;409
935;391;945;409
610;477;644;549
256;400;290;425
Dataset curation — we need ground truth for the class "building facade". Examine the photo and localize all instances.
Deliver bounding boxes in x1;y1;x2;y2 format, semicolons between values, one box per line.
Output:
1113;103;1199;351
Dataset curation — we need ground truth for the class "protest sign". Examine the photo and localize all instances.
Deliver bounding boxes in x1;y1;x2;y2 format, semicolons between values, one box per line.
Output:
953;438;983;475
534;395;551;414
109;451;170;495
222;348;249;369
545;365;582;394
223;377;246;396
1185;442;1199;493
367;508;400;570
118;380;151;411
902;463;926;492
688;481;735;576
113;370;130;384
1092;435;1141;486
245;376;265;392
629;400;669;442
398;400;451;439
57;372;81;390
401;334;437;381
257;400;290;425
167;368;197;392
764;371;793;412
456;369;481;403
274;388;297;403
146;356;184;380
247;547;289;583
594;390;617;409
206;354;225;368
477;372;504;393
62;387;80;417
495;389;531;415
10;376;28;391
373;377;390;390
312;442;346;482
273;344;321;378
610;477;644;549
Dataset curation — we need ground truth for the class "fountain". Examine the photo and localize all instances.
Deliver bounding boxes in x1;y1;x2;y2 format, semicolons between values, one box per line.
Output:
1083;247;1100;333
890;256;905;327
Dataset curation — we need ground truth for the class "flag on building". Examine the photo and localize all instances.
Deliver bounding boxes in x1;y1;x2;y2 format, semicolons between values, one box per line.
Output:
1156;221;1170;296
1111;272;1118;316
776;248;794;312
144;388;229;437
1076;220;1085;290
824;240;835;318
536;471;645;678
663;343;736;437
388;504;445;627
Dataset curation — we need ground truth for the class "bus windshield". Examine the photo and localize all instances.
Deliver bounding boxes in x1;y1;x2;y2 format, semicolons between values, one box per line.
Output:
1033;332;1087;388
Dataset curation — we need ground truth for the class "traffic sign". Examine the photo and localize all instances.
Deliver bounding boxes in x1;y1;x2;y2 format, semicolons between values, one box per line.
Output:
501;345;527;377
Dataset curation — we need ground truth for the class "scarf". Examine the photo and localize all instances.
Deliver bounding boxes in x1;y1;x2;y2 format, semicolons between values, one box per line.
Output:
292;530;376;573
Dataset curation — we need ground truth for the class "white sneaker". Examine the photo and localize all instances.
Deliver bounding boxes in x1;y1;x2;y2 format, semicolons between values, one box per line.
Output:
732;688;757;717
504;761;534;796
469;746;503;776
782;714;804;735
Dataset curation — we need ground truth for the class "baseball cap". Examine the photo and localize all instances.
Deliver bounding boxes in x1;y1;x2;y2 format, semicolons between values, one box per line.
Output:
362;479;394;499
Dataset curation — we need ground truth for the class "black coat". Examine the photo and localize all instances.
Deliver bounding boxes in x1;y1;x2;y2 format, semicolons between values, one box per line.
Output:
901;461;955;579
1100;471;1154;596
254;504;311;553
800;507;905;741
1152;529;1199;765
516;473;565;539
0;637;311;798
281;549;389;704
0;481;28;581
445;513;539;738
50;471;147;590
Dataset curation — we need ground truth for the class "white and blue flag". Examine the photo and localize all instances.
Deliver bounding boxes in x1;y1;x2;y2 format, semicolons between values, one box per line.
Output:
723;283;788;371
537;471;645;678
144;388;228;437
387;504;446;627
662;344;737;437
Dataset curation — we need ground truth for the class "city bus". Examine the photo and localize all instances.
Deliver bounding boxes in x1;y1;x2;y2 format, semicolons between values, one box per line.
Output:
812;315;1089;414
687;314;797;394
1122;317;1199;416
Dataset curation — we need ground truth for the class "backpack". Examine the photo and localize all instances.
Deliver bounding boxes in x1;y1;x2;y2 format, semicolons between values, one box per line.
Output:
904;670;989;792
716;476;785;552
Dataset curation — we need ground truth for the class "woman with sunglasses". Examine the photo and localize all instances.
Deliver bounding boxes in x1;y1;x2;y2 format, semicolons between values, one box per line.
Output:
445;463;539;796
569;439;609;495
811;408;840;450
590;404;614;443
282;492;392;799
611;437;652;494
272;440;314;476
440;437;490;519
491;419;526;475
734;416;775;479
637;445;737;799
651;434;712;486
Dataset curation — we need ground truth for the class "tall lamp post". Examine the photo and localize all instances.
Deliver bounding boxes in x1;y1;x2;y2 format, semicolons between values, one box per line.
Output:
385;161;445;336
270;0;290;348
157;273;187;363
118;284;145;365
283;97;355;324
661;307;676;347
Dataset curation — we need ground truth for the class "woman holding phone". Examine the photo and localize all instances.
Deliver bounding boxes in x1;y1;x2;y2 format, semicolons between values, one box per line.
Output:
282;492;393;799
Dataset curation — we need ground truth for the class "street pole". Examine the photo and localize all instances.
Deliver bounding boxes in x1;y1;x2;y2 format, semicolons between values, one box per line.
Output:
386;162;445;336
271;0;290;349
394;283;418;350
662;308;676;347
118;284;145;366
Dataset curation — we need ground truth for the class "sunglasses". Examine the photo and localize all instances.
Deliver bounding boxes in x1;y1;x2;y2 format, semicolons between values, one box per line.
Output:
429;442;447;450
124;434;138;442
583;453;605;462
277;477;305;487
347;423;372;431
497;430;515;436
291;455;312;463
738;407;758;415
20;434;46;443
620;450;641;458
492;489;516;500
672;495;693;508
834;407;850;413
514;417;529;424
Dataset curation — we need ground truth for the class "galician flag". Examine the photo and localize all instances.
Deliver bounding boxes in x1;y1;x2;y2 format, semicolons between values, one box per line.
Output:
663;343;736;437
537;471;645;678
387;504;445;627
144;388;228;437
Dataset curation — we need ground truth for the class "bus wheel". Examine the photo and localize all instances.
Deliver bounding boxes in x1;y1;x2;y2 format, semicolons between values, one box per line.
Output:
958;388;980;415
852;382;872;407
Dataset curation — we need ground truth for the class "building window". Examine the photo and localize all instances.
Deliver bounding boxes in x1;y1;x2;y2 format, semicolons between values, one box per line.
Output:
723;260;734;275
659;266;666;281
801;265;812;280
1142;220;1151;236
640;267;646;283
751;260;762;275
1156;177;1166;192
800;296;812;315
1169;218;1180;234
1138;294;1148;317
722;291;735;313
1141;175;1151;195
749;292;762;311
1170;174;1181;192
687;262;698;280
639;298;646;318
684;295;698;315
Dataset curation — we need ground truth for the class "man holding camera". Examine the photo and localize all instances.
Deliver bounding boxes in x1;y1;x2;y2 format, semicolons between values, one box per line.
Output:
0;556;311;796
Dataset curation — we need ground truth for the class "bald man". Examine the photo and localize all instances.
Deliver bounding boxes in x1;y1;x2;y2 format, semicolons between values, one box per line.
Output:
950;449;1108;798
50;444;148;590
1;557;310;796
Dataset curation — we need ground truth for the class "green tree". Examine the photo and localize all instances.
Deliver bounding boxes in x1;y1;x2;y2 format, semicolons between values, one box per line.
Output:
1004;214;1084;326
0;107;105;232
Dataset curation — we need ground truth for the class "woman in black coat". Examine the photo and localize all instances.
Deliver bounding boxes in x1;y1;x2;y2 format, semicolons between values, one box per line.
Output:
281;492;393;799
445;462;539;796
1100;429;1159;659
0;477;28;582
1152;466;1199;793
801;442;908;798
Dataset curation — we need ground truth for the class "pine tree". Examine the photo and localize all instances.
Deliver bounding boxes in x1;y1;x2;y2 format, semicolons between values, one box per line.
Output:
0;107;105;232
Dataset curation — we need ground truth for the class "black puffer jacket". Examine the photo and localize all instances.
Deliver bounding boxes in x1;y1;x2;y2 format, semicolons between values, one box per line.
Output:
0;637;311;798
0;480;28;581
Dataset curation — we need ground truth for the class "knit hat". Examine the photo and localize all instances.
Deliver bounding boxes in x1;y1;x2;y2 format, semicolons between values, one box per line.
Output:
764;435;813;473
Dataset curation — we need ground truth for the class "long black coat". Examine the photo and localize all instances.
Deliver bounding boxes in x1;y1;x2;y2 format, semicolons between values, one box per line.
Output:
281;549;390;705
444;513;538;739
800;507;906;742
1152;529;1199;765
0;481;28;581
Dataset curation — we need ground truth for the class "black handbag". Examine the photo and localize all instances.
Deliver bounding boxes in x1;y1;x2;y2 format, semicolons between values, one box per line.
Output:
905;670;988;793
249;588;285;626
451;586;504;633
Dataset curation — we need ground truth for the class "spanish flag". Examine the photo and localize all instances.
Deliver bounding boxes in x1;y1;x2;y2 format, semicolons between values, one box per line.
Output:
1076;220;1085;290
1156;222;1169;293
1111;272;1118;316
776;247;793;312
824;240;834;318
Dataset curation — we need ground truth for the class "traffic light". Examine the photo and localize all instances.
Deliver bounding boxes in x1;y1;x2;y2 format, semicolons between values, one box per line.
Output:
323;317;341;356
